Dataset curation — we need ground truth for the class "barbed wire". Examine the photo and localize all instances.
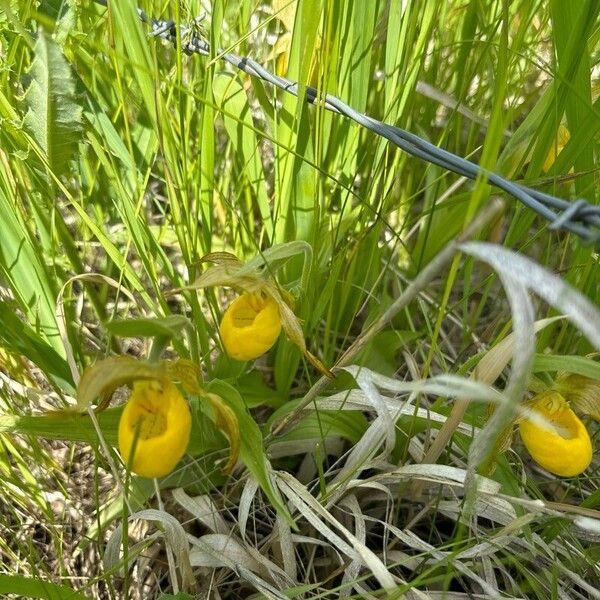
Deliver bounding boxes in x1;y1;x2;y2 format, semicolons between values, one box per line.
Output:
94;0;600;243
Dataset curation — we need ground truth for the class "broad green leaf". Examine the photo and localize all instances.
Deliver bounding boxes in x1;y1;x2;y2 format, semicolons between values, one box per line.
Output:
0;186;65;360
533;354;600;380
0;408;123;448
0;300;72;389
105;315;192;339
205;379;294;526
235;370;287;408
23;30;82;177
0;574;91;600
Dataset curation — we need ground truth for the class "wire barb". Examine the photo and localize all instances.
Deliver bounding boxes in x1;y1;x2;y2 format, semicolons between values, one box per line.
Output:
93;1;600;244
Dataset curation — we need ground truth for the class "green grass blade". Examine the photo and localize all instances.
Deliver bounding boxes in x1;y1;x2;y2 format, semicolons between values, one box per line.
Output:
213;72;274;242
546;0;597;198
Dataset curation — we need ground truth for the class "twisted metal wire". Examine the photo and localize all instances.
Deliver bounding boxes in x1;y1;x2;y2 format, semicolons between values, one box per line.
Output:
95;1;600;243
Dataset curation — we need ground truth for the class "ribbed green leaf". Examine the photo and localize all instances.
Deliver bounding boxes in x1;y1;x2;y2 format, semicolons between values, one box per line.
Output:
0;300;72;388
0;408;123;447
0;574;91;600
0;184;65;360
533;354;600;380
205;379;294;526
105;315;192;339
23;30;82;177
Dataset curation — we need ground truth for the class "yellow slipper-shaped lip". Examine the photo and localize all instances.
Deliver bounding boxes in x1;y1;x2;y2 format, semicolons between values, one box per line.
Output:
219;292;282;361
118;379;192;478
519;391;592;477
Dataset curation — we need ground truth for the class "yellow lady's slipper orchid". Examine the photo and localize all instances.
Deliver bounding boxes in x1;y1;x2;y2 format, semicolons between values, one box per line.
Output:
118;379;192;478
519;391;592;477
219;292;282;361
178;246;333;377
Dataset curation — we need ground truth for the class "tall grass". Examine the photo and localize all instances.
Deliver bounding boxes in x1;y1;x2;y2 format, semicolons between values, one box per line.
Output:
0;0;599;598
